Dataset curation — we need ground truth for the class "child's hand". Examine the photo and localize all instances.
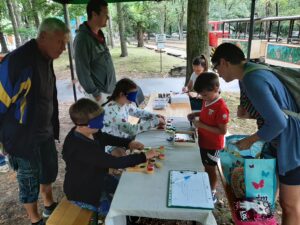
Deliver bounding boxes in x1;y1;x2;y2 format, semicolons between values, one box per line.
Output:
129;141;144;150
145;150;159;159
156;114;166;121
158;118;166;126
187;113;195;121
188;91;198;98
182;86;188;93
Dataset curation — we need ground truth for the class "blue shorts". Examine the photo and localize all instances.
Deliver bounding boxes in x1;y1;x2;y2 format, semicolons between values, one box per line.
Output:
279;166;300;185
8;138;58;203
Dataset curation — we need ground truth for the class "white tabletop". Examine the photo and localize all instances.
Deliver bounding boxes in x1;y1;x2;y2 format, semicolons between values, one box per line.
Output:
105;118;217;225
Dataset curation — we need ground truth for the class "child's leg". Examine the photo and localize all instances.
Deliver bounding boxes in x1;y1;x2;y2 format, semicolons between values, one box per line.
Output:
200;148;220;191
204;164;218;191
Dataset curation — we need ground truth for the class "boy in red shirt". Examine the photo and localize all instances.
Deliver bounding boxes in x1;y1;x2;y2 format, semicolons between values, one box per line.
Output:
187;72;229;203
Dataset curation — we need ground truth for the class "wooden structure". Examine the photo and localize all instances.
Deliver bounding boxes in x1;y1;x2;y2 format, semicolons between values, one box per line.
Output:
144;93;192;117
46;197;94;225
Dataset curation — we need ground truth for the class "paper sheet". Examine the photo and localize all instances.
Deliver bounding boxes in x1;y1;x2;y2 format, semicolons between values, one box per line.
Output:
168;170;214;209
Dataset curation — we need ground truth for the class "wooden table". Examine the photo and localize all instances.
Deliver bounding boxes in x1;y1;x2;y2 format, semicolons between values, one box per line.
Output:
144;93;192;118
128;93;192;124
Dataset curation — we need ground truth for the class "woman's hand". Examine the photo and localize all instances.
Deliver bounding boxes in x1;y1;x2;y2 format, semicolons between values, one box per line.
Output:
235;134;260;150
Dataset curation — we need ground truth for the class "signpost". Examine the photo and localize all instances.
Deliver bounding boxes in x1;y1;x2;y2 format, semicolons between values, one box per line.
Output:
156;34;166;72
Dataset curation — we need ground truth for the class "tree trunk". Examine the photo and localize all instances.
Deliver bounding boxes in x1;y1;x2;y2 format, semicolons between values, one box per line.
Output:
163;4;167;34
116;3;127;56
186;0;209;84
30;0;40;29
108;8;114;49
177;0;185;41
136;21;144;47
6;0;21;48
12;0;21;27
0;30;9;53
11;0;23;43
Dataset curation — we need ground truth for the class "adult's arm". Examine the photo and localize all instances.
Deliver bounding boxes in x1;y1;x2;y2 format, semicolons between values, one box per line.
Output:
243;72;287;141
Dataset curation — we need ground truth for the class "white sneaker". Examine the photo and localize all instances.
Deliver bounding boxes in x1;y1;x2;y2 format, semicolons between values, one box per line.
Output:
0;164;9;173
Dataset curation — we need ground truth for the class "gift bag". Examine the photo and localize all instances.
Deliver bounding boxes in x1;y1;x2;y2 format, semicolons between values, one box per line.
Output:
233;198;278;225
220;135;264;185
244;159;277;207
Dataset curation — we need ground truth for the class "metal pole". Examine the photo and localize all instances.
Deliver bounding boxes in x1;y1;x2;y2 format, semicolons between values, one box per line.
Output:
247;0;256;60
63;4;77;102
160;50;162;73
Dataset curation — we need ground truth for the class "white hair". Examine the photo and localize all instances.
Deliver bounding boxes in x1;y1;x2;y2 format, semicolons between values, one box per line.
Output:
37;17;70;37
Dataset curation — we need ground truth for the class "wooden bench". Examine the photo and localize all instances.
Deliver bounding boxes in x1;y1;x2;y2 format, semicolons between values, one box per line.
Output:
46;197;94;225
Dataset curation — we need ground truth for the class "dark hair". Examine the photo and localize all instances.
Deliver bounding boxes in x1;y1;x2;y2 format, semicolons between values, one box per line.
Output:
192;54;208;72
69;98;103;125
102;78;137;106
211;43;246;65
87;0;108;20
194;72;220;93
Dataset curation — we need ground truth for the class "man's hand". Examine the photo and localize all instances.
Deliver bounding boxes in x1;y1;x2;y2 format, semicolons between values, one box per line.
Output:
145;150;159;159
128;141;144;150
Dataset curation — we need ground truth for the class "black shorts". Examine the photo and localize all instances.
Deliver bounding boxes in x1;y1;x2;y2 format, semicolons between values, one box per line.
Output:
200;148;220;166
279;166;300;185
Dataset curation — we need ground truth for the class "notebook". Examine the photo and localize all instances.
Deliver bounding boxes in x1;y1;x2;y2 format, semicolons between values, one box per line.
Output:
167;170;214;209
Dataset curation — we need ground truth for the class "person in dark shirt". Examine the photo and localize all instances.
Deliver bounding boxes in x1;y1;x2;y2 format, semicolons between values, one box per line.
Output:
62;98;158;213
0;18;69;225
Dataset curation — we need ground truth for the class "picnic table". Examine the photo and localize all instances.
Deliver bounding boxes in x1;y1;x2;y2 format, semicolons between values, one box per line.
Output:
105;94;217;225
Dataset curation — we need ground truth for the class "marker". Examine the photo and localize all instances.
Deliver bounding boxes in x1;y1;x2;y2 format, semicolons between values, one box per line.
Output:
173;175;191;184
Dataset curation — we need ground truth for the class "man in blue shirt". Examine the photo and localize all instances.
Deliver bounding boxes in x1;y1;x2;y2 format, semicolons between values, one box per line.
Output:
0;18;69;225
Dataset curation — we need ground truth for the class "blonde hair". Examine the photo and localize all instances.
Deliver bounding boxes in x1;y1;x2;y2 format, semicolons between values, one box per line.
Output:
37;18;70;37
69;98;103;125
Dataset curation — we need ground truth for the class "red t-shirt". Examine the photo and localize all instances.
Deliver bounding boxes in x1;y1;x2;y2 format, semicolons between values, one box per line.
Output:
198;97;229;150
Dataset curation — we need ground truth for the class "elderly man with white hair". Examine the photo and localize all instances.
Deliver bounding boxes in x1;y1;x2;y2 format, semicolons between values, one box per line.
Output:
0;18;69;225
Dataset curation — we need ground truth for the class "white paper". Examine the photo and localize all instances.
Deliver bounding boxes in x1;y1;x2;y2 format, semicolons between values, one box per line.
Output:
168;171;214;209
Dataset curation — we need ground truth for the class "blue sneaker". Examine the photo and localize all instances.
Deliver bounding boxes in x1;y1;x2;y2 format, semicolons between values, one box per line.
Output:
42;202;58;218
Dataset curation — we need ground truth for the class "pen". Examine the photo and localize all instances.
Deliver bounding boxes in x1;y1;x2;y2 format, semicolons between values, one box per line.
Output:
173;175;191;184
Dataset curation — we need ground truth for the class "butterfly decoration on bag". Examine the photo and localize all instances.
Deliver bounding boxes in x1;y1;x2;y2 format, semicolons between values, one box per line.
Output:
262;170;270;177
252;179;264;189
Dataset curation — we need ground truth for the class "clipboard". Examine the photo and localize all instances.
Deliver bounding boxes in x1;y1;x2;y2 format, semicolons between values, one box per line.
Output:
167;170;214;209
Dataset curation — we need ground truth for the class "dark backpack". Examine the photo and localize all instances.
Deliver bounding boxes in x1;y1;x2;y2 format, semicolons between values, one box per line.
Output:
244;63;300;118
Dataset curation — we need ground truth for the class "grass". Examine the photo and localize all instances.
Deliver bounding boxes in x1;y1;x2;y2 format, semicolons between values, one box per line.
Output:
53;45;186;80
110;45;186;77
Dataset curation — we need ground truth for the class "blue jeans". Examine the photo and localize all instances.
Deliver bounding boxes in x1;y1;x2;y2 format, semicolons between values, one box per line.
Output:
9;138;58;203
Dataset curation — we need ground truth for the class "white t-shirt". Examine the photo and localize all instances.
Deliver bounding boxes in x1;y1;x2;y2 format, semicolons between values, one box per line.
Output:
189;72;198;88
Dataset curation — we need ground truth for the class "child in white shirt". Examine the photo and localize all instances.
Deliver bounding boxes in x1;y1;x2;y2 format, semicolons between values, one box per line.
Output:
102;78;165;156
